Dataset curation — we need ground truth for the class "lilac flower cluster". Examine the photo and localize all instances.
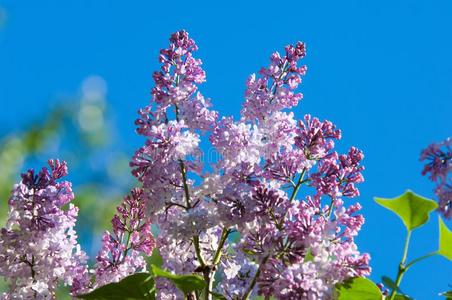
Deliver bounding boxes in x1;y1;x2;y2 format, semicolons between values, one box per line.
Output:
241;41;307;121
92;187;155;288
0;163;156;298
130;30;370;299
0;160;88;299
420;137;452;218
0;30;370;299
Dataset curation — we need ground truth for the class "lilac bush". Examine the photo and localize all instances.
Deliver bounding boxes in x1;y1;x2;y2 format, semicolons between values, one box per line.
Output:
2;30;449;300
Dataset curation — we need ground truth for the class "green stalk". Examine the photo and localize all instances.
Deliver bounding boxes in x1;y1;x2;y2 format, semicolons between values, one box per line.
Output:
242;170;307;299
242;169;307;299
327;198;335;218
213;228;230;265
289;169;306;203
405;251;437;270
193;235;207;267
178;158;210;299
277;169;306;228
173;74;211;300
241;255;269;300
389;231;411;300
179;160;192;208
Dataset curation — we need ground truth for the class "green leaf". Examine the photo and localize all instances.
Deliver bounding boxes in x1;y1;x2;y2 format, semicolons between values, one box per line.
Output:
304;248;314;262
228;231;241;243
381;276;400;293
77;273;155;300
146;248;163;268
242;248;257;255
210;291;227;300
438;217;452;260
374;190;437;231
440;290;452;300
151;265;206;294
334;277;382;300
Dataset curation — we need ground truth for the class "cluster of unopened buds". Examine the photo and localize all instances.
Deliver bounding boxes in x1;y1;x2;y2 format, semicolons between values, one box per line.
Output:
1;30;372;299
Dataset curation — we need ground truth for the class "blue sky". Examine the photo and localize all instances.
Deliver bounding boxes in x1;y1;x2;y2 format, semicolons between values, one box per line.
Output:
0;0;451;298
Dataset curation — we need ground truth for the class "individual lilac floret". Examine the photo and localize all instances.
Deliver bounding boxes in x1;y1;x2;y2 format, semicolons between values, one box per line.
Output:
420;137;452;218
92;188;155;288
0;160;88;299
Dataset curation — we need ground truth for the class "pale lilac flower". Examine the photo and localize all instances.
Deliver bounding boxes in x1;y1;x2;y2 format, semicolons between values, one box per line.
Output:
0;160;88;298
256;200;370;299
92;188;155;288
132;30;370;299
1;29;371;300
295;114;341;160
179;92;218;131
217;252;258;299
241;42;307;121
310;147;364;199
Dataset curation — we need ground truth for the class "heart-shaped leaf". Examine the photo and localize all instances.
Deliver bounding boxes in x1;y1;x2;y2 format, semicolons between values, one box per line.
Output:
375;190;437;231
151;265;206;294
334;277;382;300
76;272;155;300
438;217;452;260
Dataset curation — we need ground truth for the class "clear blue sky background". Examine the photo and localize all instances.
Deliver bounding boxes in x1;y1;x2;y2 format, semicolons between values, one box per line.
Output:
0;1;451;298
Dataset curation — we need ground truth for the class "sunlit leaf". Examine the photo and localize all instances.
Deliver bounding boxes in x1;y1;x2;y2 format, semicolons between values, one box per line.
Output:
438;217;452;260
375;190;437;231
334;277;382;300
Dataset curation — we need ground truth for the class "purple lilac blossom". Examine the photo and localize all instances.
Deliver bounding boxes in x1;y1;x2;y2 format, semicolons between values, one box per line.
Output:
0;30;371;299
91;188;155;289
420;137;452;218
131;30;370;299
0;160;88;299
